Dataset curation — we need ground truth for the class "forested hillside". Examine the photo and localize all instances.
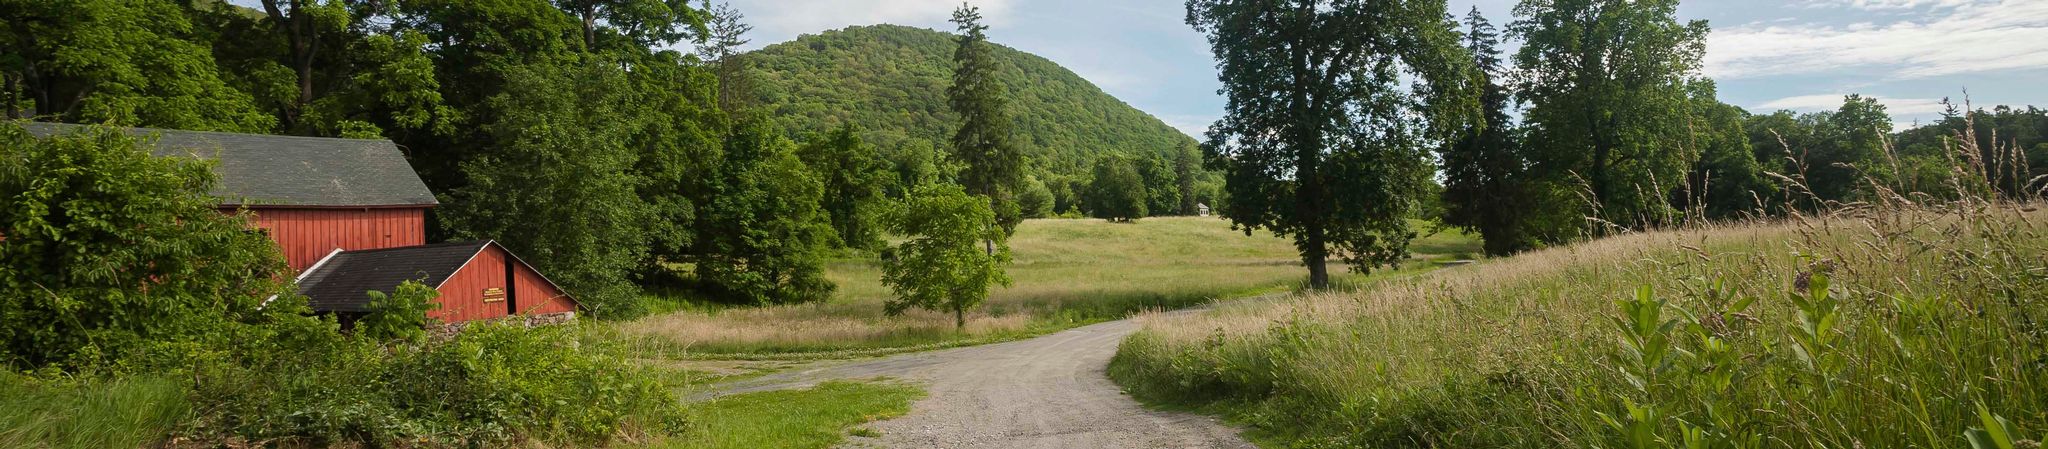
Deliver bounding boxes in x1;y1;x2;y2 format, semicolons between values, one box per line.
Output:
743;25;1196;176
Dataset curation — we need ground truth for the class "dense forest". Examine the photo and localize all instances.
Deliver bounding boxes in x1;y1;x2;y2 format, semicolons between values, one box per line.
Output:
743;24;1197;178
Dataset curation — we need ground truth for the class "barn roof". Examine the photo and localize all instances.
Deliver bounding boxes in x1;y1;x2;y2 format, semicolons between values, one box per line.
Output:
295;241;491;313
293;240;575;314
15;122;438;208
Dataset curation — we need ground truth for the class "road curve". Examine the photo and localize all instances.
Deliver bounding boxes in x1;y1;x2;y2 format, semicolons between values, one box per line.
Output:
703;317;1255;449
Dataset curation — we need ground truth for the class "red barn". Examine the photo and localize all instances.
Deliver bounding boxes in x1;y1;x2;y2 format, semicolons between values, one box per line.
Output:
20;123;577;324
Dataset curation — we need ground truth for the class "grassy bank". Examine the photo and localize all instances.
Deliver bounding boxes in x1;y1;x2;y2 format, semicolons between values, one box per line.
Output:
621;217;1478;357
657;380;924;449
1110;205;2048;447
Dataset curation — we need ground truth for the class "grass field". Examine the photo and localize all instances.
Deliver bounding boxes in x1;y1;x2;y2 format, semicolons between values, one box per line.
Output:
655;380;924;449
619;217;1477;357
1109;205;2048;447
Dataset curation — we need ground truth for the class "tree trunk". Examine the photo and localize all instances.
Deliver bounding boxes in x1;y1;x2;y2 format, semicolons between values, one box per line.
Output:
954;304;965;330
3;73;17;119
1304;221;1329;289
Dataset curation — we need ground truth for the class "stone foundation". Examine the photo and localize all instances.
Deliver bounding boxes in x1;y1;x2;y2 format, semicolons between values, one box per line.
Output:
433;311;577;336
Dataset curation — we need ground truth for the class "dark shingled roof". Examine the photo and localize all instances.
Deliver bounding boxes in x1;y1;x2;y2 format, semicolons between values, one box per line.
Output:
295;241;491;313
15;122;437;207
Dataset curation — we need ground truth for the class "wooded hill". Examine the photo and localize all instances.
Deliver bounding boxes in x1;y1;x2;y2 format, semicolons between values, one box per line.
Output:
741;24;1197;176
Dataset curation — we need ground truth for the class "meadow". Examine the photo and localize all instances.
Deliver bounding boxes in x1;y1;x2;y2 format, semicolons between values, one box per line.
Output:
1109;203;2048;447
619;216;1478;357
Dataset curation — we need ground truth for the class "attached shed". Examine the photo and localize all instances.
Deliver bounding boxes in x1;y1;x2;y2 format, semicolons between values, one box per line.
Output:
296;241;576;324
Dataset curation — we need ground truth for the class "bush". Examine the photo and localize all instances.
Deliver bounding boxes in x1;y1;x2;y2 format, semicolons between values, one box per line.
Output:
0;123;292;371
190;321;684;446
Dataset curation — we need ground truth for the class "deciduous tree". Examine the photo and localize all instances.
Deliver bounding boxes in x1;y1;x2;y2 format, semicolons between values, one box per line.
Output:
880;184;1011;330
0;124;294;369
1512;0;1708;231
1187;0;1477;288
1086;154;1149;222
798;123;889;250
694;119;836;305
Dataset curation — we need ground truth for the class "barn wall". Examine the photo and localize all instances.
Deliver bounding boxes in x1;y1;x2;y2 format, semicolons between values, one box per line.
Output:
513;261;575;315
432;249;509;323
238;207;428;272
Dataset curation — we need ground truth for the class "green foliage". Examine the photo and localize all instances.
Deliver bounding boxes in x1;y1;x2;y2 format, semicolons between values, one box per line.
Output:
442;61;652;318
1017;175;1055;218
1439;7;1535;256
0;373;189;449
1513;0;1708;231
0;0;276;132
741;24;1199;179
696;119;837;305
947;5;1026;234
193;321;684;446
1682;83;1776;219
356;280;442;344
1085;154;1149;222
880;184;1012;329
798;123;890;250
0;124;291;370
1189;0;1477;287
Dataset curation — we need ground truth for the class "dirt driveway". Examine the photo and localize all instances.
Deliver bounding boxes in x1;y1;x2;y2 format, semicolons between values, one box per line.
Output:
701;317;1255;449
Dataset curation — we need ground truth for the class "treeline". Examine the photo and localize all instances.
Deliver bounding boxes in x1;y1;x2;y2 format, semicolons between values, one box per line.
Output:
1437;5;2048;257
1190;0;2047;288
0;0;1071;316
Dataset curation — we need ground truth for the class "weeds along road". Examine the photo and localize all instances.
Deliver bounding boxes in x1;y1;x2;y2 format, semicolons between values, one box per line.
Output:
700;314;1255;449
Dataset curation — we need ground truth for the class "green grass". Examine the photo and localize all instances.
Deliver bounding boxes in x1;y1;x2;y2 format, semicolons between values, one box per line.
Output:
619;217;1479;358
1109;207;2048;447
0;373;188;449
653;380;926;449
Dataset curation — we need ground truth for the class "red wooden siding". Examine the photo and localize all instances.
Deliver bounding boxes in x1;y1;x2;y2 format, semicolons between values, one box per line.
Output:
426;244;576;323
238;207;428;272
513;260;574;315
432;247;509;323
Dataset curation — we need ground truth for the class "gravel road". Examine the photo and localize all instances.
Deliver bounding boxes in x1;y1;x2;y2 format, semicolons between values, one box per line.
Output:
702;317;1255;449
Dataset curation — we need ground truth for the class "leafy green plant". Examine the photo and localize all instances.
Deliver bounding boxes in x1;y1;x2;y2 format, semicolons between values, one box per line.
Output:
356;280;442;344
880;183;1012;329
0;124;292;371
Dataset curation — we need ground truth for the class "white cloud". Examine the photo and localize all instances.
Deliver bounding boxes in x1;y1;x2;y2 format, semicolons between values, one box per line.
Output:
735;0;1015;45
1795;0;1974;10
1707;0;2048;80
1755;93;1951;116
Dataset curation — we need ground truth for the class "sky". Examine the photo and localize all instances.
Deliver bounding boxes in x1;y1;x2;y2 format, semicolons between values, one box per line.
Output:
720;0;2048;137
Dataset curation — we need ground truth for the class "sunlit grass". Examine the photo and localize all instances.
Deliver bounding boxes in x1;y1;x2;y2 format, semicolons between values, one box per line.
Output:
652;380;924;449
618;216;1478;357
1110;206;2048;447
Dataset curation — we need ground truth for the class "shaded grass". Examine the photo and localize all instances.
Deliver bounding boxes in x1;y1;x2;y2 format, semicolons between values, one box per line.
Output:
1110;207;2048;447
654;380;925;449
620;217;1479;358
0;373;188;449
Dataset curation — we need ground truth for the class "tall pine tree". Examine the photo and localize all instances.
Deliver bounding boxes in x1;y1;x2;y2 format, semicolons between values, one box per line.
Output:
946;4;1024;239
1438;7;1532;256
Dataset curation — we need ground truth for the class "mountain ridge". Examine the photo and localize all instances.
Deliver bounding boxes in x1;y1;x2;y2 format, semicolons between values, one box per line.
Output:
742;24;1198;176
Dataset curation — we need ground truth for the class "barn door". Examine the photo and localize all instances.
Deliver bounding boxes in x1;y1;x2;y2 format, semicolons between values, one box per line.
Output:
505;257;518;315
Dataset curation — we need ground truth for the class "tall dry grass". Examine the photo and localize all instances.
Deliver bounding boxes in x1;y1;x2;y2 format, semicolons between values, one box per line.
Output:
1110;110;2048;447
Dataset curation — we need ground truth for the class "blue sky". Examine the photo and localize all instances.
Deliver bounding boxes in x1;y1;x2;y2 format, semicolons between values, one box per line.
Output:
723;0;2048;137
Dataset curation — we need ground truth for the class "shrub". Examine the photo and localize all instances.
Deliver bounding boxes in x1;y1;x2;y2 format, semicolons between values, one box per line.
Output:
357;280;442;344
0;123;292;371
189;321;684;446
